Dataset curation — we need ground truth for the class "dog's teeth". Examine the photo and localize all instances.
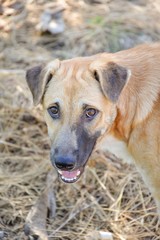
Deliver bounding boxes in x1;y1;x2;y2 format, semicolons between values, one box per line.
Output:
77;170;81;176
58;170;62;174
61;175;78;182
60;169;81;182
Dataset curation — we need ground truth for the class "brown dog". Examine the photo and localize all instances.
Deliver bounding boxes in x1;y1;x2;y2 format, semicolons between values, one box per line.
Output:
26;43;160;214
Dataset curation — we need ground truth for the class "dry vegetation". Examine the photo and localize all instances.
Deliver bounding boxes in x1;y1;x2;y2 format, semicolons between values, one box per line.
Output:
1;0;160;239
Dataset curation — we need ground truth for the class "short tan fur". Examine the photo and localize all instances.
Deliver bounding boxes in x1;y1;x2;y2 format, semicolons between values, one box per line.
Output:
26;43;160;214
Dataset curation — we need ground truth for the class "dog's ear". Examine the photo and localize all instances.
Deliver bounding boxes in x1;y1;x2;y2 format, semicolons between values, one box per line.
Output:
93;62;131;102
26;59;60;105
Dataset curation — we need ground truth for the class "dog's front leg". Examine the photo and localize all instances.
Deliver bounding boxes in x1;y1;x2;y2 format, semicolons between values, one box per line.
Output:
134;157;160;216
129;135;160;217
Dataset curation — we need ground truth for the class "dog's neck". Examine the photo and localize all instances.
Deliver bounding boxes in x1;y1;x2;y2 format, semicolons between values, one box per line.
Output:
111;72;160;142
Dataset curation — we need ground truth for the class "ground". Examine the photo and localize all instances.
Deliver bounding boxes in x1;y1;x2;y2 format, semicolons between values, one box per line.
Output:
0;0;160;239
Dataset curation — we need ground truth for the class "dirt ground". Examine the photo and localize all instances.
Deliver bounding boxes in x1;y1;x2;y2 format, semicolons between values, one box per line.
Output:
1;0;160;239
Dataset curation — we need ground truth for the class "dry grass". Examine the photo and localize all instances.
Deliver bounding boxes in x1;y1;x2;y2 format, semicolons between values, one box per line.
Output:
1;0;160;239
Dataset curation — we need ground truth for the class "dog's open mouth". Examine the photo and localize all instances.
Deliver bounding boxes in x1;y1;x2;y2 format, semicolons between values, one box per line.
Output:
57;168;84;183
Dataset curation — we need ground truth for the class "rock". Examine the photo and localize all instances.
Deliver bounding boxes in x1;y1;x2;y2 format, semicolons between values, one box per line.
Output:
36;3;65;35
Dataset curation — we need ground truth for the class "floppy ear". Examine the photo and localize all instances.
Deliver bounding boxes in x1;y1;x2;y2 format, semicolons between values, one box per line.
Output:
26;59;60;105
93;62;131;102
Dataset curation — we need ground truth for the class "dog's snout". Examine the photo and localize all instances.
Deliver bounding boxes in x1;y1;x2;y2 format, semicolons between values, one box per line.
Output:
55;156;76;170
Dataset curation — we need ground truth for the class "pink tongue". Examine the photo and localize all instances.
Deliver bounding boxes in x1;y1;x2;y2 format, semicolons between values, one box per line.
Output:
62;169;79;179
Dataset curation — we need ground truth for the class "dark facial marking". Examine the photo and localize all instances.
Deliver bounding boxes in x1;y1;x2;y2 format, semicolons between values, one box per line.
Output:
75;122;101;167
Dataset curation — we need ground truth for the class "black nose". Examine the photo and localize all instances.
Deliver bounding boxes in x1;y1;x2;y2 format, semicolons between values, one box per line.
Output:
55;156;75;170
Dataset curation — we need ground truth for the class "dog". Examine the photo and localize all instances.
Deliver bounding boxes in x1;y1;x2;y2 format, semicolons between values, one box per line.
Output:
26;43;160;215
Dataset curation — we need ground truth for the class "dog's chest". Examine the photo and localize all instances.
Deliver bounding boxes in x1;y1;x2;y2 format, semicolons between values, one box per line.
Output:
98;135;135;164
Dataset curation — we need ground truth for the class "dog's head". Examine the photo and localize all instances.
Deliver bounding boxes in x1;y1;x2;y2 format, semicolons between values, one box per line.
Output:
26;55;131;183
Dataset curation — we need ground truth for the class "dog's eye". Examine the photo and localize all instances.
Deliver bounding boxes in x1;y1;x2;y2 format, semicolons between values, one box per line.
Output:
85;108;98;119
48;105;60;119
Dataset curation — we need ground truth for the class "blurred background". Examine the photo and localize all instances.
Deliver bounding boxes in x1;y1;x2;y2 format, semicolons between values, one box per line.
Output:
0;0;160;239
